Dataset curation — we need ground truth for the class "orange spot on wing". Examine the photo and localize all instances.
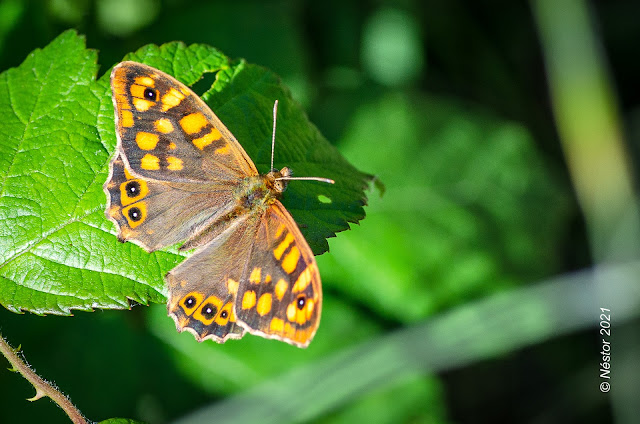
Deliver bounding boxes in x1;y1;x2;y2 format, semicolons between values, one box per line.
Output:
273;233;294;260
275;224;286;239
123;167;135;180
229;307;237;322
281;246;300;274
292;265;313;292
119;178;148;206
122;201;147;228
306;299;316;317
192;128;222;150
179;292;205;315
287;297;314;325
162;88;186;111
120;110;134;127
130;84;153;100
133;98;153;111
135;132;159;150
256;293;273;316
250;267;261;284
275;279;288;300
286;303;296;322
134;76;155;87
192;295;223;325
167;156;184;171
155;118;174;134
270;317;284;333
180;113;208;135
140;154;160;170
215;144;229;154
227;278;239;295
242;291;256;310
215;302;233;325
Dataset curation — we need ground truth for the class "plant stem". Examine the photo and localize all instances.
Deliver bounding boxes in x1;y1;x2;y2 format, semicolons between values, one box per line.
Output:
0;333;89;424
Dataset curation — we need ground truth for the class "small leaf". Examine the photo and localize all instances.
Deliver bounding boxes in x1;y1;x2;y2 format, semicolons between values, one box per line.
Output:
0;30;371;315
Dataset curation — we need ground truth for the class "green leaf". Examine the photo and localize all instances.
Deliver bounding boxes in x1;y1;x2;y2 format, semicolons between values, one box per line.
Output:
0;30;371;315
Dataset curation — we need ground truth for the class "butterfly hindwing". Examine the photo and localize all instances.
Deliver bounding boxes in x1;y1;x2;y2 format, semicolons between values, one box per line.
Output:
165;215;261;342
234;201;322;348
111;61;257;183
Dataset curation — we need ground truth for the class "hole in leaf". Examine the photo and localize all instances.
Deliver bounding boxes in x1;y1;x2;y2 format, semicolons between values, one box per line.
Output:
191;71;218;97
317;194;332;204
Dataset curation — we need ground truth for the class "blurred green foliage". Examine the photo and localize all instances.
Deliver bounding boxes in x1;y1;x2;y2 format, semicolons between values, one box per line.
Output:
1;0;639;423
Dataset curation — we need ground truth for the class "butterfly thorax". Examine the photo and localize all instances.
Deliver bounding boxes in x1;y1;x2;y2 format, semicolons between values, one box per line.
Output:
236;167;291;212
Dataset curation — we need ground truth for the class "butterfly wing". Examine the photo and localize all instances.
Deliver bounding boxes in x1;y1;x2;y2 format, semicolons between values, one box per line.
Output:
106;61;261;251
111;61;258;183
165;215;262;342
166;200;322;347
234;201;322;348
104;153;239;251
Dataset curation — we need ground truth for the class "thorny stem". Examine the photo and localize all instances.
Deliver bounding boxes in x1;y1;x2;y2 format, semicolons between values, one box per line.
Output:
0;333;88;424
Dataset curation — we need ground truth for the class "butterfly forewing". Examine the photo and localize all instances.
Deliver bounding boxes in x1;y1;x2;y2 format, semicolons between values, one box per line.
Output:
111;61;257;183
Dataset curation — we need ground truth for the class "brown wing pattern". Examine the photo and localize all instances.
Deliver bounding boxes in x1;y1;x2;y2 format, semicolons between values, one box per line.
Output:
234;201;322;348
165;215;263;343
104;153;238;252
111;61;257;183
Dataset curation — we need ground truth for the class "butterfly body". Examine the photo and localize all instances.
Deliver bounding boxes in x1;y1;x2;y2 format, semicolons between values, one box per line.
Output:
236;168;290;211
105;61;322;347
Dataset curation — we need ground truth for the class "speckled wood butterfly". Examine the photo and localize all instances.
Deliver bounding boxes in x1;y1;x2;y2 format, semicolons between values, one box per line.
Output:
104;61;332;347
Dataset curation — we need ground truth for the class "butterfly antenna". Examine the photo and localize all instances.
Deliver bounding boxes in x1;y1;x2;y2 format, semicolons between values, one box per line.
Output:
278;176;335;184
271;100;278;171
271;99;334;185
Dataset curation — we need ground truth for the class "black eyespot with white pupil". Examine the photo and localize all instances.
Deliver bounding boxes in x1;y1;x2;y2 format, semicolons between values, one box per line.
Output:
144;87;157;101
185;296;196;307
125;181;140;197
220;310;228;319
202;304;217;320
296;296;306;310
128;207;142;221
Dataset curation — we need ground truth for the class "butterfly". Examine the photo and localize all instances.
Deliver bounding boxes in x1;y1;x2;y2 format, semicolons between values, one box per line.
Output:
104;61;332;347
